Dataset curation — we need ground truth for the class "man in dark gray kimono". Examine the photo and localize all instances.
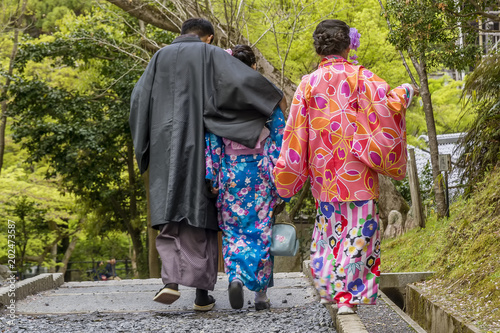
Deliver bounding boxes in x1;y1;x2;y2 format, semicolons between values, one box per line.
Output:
129;18;283;311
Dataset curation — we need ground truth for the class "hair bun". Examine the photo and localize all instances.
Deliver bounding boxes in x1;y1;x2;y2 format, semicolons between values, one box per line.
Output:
313;20;350;56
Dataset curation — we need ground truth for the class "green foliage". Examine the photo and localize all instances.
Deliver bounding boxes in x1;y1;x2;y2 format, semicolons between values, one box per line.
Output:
406;75;475;149
288;187;317;220
240;0;325;83
429;76;474;132
68;231;132;280
8;196;47;274
457;54;500;196
419;161;434;208
340;0;413;87
0;125;80;273
3;4;176;277
30;0;92;33
237;0;414;86
0;127;133;277
392;176;411;203
1;0;490;279
406;76;471;140
383;168;500;330
392;160;433;209
9;6;149;215
1;0;91;37
385;0;480;71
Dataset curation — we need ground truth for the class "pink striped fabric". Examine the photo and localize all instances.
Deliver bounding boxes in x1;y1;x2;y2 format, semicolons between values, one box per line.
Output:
310;200;380;305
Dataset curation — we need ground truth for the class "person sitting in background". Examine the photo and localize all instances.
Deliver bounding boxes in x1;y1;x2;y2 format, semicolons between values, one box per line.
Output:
92;261;107;281
105;258;121;281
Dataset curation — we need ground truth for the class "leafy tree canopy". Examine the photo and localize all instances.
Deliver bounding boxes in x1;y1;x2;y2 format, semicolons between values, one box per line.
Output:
30;0;93;34
386;0;480;71
244;0;415;87
0;126;80;272
457;54;500;195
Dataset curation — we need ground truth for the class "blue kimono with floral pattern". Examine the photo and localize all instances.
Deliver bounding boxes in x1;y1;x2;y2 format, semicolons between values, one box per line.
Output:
205;107;285;291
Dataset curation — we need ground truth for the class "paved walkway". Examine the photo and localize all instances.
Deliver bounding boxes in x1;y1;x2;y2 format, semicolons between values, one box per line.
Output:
14;273;316;314
1;272;424;332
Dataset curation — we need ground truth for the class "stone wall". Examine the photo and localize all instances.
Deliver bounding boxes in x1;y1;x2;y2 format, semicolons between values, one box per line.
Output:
406;284;482;333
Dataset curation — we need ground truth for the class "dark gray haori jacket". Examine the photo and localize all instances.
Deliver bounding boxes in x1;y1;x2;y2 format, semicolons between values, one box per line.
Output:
129;35;283;231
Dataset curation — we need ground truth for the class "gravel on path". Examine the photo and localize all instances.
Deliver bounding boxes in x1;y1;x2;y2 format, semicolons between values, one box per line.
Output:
1;302;336;333
357;297;417;333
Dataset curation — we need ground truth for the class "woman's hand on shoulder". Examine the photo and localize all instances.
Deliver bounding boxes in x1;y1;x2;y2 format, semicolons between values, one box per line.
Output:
411;84;420;96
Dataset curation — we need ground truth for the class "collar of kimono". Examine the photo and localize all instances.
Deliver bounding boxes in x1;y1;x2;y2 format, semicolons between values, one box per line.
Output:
318;55;353;69
172;35;203;44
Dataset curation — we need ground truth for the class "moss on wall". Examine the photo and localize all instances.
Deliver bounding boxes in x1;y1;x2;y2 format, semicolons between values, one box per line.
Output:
382;167;500;332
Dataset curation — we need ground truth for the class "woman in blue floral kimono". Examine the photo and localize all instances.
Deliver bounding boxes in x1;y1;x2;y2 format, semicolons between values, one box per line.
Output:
205;45;286;311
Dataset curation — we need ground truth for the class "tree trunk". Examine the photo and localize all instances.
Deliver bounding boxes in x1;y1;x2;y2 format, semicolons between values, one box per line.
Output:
105;0;181;32
110;196;145;278
0;29;20;175
125;143;148;278
0;101;7;175
49;243;57;273
57;235;79;276
407;148;425;228
144;169;161;278
0;0;27;175
130;244;138;278
414;61;447;218
128;224;144;278
288;182;311;222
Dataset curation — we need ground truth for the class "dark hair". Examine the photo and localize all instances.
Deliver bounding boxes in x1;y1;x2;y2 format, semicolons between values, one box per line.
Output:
181;18;214;38
313;19;350;56
231;45;256;68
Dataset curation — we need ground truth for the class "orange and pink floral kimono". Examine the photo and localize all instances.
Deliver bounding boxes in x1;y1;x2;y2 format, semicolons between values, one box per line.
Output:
273;55;414;305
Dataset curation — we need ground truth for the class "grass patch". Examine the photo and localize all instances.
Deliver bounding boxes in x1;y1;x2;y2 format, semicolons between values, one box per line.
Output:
382;167;500;332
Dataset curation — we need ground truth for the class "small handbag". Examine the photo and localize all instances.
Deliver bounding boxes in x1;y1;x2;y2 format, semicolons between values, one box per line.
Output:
270;222;299;257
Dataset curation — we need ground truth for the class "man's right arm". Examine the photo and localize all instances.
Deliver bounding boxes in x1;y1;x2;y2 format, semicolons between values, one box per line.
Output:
204;47;284;149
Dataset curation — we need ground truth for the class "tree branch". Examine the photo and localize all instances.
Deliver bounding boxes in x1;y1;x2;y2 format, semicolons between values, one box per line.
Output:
106;0;182;32
465;0;500;22
377;0;420;87
289;182;311;222
103;0;298;108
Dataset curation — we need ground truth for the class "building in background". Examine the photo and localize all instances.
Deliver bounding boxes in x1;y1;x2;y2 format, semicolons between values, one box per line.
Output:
410;133;466;200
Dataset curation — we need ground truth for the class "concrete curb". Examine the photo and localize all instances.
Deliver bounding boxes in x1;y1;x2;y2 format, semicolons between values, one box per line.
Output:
0;273;64;307
406;284;483;333
302;260;369;333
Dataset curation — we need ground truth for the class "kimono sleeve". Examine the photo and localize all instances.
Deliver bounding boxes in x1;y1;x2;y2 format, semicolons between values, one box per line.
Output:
266;106;286;165
263;106;286;190
273;79;310;199
204;50;284;149
353;67;414;180
358;68;414;114
129;53;159;174
204;132;223;190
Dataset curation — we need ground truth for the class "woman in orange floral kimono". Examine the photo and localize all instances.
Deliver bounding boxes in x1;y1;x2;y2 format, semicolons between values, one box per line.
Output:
273;19;418;315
